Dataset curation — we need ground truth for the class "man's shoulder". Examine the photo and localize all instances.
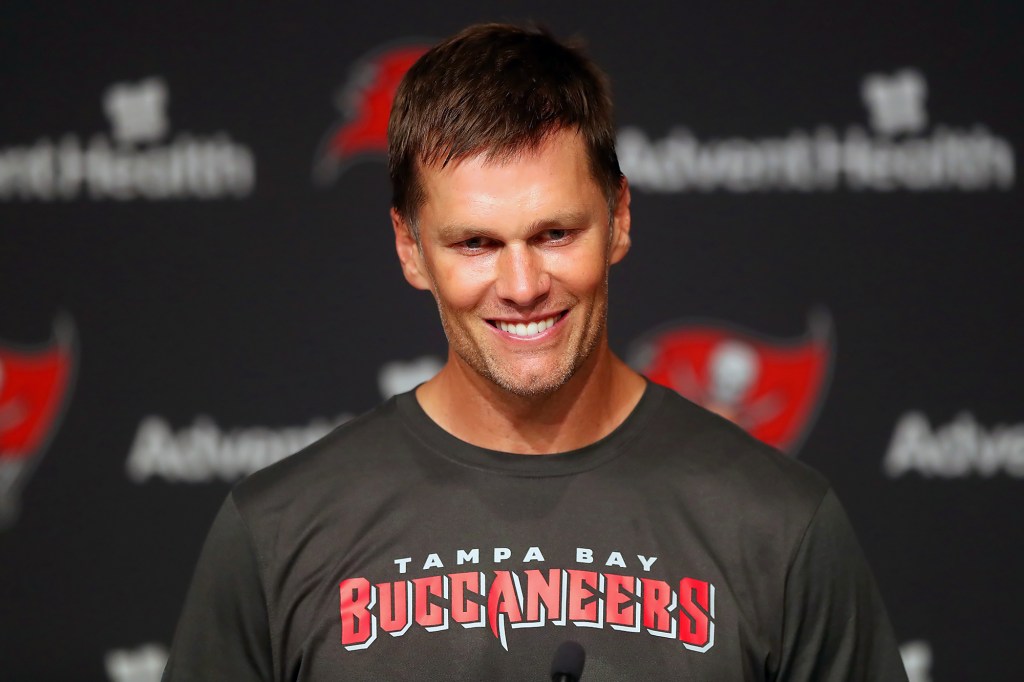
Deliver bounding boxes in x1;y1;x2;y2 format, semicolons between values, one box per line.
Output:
230;396;408;515
642;383;830;517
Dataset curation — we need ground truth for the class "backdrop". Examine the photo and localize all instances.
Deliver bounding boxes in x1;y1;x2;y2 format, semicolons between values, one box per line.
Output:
1;3;1021;680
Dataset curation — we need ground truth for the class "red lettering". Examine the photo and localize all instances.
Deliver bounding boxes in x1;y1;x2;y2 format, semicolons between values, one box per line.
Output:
566;570;601;624
413;575;446;628
641;578;675;634
678;577;713;650
339;577;376;648
605;573;638;628
523;569;562;622
377;580;411;635
340;568;712;653
450;571;483;625
488;571;523;645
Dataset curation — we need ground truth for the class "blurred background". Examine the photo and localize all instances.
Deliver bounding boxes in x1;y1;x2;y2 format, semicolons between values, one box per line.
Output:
1;2;1021;680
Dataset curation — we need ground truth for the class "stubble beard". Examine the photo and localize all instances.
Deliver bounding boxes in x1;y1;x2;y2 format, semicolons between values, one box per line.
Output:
436;290;609;398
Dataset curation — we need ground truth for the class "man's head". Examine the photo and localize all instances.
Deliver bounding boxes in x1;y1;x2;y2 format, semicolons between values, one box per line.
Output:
388;23;622;231
388;24;631;398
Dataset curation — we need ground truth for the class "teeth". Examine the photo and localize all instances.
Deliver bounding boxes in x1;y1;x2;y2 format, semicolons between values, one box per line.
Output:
497;314;560;337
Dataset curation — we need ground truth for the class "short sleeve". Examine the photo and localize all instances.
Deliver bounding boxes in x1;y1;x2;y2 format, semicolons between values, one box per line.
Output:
775;488;908;682
162;493;274;681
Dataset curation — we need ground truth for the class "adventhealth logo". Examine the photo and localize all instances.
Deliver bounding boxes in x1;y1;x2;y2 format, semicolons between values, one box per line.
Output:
124;356;437;484
619;68;1015;193
862;69;928;136
885;411;1024;478
0;76;255;201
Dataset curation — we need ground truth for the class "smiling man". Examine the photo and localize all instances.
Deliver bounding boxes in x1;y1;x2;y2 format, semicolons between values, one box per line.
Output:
391;126;643;454
163;24;908;681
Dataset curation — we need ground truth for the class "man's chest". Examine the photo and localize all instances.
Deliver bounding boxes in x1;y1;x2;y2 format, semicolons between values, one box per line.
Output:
257;477;782;680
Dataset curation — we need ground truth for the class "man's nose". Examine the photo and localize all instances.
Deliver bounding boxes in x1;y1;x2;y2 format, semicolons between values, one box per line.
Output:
495;244;550;307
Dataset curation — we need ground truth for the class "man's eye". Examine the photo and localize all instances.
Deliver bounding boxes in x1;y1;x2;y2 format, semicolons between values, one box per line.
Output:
541;229;571;242
462;237;486;249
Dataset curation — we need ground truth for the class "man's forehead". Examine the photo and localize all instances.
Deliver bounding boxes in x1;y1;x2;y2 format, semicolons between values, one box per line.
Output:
420;126;582;170
420;129;587;175
419;133;591;195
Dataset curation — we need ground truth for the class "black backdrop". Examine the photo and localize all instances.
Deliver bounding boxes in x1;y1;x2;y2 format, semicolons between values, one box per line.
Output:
1;3;1021;680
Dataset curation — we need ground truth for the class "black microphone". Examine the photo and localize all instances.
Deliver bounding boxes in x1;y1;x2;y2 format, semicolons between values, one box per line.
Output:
550;640;586;682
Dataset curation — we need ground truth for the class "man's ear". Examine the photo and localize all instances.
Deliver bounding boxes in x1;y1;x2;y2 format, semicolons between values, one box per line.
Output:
391;207;432;291
609;178;632;265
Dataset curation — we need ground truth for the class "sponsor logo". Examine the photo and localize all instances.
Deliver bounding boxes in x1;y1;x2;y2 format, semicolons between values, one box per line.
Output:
378;355;443;399
0;317;76;528
124;357;430;483
628;312;832;452
105;643;167;682
884;411;1024;478
126;413;350;483
313;42;430;185
125;352;445;484
0;76;255;201
900;640;933;682
619;68;1015;192
340;545;714;654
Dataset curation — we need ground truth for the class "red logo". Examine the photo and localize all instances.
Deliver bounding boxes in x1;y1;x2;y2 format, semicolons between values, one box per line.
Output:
339;569;714;653
0;318;76;528
313;42;430;185
629;313;833;453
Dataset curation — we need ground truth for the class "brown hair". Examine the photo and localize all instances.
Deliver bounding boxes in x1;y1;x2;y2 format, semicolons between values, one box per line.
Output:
388;23;622;228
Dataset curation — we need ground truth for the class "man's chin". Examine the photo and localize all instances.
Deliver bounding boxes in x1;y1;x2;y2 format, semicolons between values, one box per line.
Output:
484;363;578;398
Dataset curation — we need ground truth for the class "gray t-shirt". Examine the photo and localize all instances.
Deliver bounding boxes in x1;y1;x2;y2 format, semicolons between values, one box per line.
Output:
163;382;908;681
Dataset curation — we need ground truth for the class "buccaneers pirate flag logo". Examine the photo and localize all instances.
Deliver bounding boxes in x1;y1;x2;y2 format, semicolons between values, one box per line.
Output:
312;42;429;185
0;318;76;528
629;313;833;453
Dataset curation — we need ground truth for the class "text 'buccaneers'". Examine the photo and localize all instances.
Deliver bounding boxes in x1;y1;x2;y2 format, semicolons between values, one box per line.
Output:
339;568;715;652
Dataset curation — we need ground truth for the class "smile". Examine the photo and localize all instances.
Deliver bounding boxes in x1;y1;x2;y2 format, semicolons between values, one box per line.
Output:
488;312;566;338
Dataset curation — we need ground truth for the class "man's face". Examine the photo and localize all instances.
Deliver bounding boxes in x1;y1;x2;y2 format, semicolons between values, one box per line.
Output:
392;129;631;397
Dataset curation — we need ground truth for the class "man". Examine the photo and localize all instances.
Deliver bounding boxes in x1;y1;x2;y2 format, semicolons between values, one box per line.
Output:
163;24;908;681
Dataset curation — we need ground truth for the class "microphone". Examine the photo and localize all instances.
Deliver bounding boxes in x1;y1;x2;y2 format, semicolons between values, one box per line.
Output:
550;640;586;682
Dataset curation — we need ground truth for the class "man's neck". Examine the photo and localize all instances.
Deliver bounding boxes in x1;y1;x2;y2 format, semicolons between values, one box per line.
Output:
414;342;647;454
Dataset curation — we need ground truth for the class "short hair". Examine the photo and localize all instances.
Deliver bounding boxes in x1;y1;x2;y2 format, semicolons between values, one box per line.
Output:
388;23;622;228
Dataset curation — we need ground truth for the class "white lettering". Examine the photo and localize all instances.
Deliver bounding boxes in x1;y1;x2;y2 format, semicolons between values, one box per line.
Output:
1;77;256;203
576;547;593;564
456;548;479;565
105;643;168;682
422;553;443;570
605;551;626;568
619;125;1014;194
522;546;545;563
899;640;933;682
493;547;512;563
884;411;1024;478
125;413;350;483
618;70;1014;196
394;557;412;574
637;555;658;572
0;134;255;201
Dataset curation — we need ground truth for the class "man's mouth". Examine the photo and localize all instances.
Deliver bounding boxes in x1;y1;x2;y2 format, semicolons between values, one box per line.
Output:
486;311;567;338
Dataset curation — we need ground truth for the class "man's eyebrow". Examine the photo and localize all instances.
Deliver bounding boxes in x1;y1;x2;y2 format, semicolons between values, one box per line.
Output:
436;210;593;242
530;210;591;231
436;223;490;242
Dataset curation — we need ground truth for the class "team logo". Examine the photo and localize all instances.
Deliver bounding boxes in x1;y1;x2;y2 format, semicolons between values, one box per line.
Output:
340;545;714;654
0;317;77;528
628;313;833;453
312;42;430;186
